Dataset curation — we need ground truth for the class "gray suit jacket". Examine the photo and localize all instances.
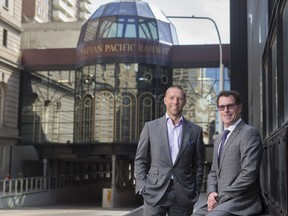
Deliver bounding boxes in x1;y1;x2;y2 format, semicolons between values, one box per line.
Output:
207;120;264;215
134;115;205;208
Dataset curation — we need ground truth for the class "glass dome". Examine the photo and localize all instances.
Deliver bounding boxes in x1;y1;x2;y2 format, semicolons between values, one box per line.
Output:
78;0;179;45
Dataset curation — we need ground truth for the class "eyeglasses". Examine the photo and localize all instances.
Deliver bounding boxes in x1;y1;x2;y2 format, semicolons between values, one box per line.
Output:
218;103;237;111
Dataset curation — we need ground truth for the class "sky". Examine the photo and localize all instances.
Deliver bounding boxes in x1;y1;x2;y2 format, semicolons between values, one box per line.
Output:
90;0;230;45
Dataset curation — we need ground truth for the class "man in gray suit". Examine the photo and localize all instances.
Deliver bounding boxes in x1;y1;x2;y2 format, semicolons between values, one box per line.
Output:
134;85;205;216
193;90;264;216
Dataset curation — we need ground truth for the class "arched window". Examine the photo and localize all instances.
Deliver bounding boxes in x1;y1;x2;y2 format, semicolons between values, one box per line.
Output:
81;94;94;142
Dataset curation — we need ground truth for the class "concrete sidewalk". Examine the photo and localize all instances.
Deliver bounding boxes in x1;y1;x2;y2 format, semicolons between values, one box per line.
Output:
124;192;207;216
0;203;134;216
0;193;206;216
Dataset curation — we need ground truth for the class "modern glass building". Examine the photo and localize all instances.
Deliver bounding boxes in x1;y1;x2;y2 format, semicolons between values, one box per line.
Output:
18;0;230;203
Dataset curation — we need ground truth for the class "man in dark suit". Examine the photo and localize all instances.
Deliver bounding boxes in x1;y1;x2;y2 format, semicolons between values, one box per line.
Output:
193;90;264;216
134;85;205;216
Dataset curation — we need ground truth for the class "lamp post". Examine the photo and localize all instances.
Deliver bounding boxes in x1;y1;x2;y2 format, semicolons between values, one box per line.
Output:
167;15;224;133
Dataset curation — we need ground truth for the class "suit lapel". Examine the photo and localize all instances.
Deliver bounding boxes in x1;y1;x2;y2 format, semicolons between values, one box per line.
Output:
158;116;172;163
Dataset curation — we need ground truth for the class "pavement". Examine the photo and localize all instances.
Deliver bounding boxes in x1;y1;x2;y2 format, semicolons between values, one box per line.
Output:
0;204;134;216
0;193;206;216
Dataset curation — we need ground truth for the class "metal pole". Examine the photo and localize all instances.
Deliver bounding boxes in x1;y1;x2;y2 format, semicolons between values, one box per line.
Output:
111;154;116;189
43;158;47;190
167;15;224;133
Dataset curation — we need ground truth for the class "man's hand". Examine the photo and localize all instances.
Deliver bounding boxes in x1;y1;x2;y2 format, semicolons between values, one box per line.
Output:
207;192;218;212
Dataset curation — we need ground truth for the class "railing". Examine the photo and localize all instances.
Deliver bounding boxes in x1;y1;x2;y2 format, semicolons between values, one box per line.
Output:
0;172;112;197
1;177;46;196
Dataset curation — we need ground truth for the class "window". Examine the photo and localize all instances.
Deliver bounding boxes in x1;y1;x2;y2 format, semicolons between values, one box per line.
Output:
0;85;4;126
263;61;270;138
37;4;41;16
283;3;288;122
3;29;7;47
271;36;278;130
139;19;157;40
157;21;172;44
0;146;4;170
81;94;94;142
2;0;9;9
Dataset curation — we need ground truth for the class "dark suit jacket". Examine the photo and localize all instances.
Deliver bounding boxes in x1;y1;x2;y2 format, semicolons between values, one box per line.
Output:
134;115;205;208
207;120;264;215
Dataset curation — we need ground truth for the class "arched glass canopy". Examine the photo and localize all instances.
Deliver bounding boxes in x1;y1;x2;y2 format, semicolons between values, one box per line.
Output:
78;0;179;45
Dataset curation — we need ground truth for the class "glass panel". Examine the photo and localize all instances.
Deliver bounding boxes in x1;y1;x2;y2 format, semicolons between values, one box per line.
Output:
139;19;158;40
82;94;93;142
117;63;138;88
124;18;137;38
264;62;271;137
157;21;172;44
34;98;44;142
83;20;99;42
107;22;117;38
115;92;137;142
173;67;230;144
117;18;125;37
21;70;75;143
170;23;179;45
271;36;278;130
103;2;121;16
95;64;116;90
74;96;81;142
97;17;138;39
283;3;288;122
149;4;169;22
138;92;156;131
95;91;114;142
119;2;137;16
97;18;117;38
260;62;263;135
137;64;155;90
90;5;105;19
136;1;154;18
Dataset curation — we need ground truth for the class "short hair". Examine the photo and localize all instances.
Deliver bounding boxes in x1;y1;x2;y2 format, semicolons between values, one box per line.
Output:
216;90;242;106
165;85;186;100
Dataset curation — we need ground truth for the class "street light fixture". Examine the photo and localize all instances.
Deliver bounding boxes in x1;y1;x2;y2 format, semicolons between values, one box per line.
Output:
167;15;224;133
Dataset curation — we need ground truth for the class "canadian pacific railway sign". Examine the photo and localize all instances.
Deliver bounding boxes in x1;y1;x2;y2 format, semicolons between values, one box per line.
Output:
76;38;172;67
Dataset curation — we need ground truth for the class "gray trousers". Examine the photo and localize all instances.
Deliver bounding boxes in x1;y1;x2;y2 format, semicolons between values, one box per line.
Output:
143;181;194;216
192;205;237;216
